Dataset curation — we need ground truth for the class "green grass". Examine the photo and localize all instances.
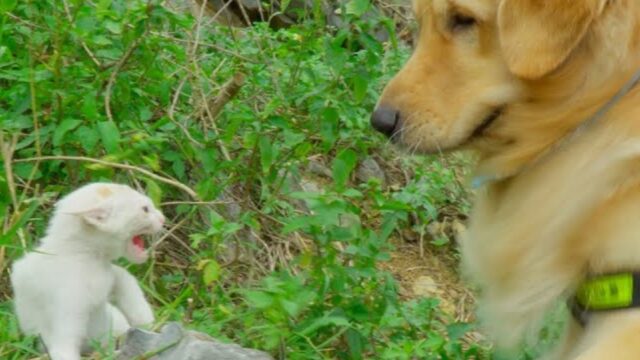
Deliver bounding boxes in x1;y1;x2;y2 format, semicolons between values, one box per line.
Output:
0;0;557;358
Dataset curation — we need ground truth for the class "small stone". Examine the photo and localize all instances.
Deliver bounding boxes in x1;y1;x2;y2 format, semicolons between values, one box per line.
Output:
411;276;442;298
307;160;332;179
411;276;457;315
279;169;323;213
217;190;243;221
299;178;321;194
339;213;360;228
451;219;467;240
427;221;445;239
356;157;386;186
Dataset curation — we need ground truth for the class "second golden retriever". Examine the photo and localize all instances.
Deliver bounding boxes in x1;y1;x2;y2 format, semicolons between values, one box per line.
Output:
372;0;640;358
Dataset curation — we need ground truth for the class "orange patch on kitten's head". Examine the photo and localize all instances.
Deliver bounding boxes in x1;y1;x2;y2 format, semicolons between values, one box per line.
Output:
96;186;114;199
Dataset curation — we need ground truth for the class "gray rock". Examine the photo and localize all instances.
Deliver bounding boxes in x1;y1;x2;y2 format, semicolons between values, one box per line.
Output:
193;0;393;40
356;157;386;186
117;322;273;360
278;169;324;213
307;159;332;179
298;177;322;194
339;213;360;228
217;190;243;222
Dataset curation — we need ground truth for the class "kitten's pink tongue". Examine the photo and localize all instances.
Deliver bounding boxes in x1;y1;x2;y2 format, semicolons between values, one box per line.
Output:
132;235;145;250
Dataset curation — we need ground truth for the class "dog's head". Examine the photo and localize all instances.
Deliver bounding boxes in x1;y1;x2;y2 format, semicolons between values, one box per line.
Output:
372;0;610;154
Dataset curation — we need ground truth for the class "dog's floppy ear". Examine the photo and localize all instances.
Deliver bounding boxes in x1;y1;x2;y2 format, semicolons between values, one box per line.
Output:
498;0;607;79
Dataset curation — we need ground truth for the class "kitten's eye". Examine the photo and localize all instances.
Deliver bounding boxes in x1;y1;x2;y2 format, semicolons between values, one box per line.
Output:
142;206;149;213
450;13;476;32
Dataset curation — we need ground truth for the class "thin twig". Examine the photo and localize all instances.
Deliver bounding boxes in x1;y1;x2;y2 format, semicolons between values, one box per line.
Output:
149;32;257;63
150;217;188;252
13;156;199;199
61;0;101;68
190;0;208;58
20;45;43;207
234;0;254;27
207;72;245;121
160;200;228;206
199;73;243;162
0;134;18;210
169;77;188;120
103;1;154;122
5;12;46;29
104;36;145;122
169;232;198;256
251;228;276;271
168;77;204;147
197;72;244;162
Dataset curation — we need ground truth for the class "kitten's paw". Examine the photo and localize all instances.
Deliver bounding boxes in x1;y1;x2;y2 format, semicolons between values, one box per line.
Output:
107;304;131;336
49;349;82;360
130;306;154;326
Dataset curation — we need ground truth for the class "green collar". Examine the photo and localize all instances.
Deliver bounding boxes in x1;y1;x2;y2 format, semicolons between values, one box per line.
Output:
570;272;640;325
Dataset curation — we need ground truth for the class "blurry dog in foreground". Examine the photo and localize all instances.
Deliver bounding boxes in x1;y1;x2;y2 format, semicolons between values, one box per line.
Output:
372;0;640;358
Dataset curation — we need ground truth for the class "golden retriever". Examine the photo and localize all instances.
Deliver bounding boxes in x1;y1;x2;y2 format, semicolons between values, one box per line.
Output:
371;0;640;358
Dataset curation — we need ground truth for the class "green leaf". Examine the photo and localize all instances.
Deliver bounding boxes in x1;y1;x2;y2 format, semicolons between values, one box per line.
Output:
244;290;274;309
447;322;474;342
320;107;339;147
202;260;221;285
325;33;348;72
172;158;186;179
105;20;122;34
0;0;17;12
97;121;121;153
431;236;449;247
280;0;292;12
280;299;301;317
352;72;368;103
53;119;82;147
73;126;99;152
92;35;112;46
139;107;153;121
0;200;39;246
145;179;162;206
82;92;99;119
298;315;350;336
345;0;370;17
282;215;312;234
332;149;358;189
346;329;364;360
259;136;275;173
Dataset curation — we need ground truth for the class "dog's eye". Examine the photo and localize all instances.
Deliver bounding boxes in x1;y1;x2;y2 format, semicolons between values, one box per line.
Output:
450;13;476;32
142;206;149;213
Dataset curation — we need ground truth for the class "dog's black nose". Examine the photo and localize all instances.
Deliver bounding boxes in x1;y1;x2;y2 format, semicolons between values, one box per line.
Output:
371;106;400;138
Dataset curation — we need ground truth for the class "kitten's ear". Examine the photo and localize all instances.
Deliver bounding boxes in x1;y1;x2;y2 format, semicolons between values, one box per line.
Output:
65;201;113;227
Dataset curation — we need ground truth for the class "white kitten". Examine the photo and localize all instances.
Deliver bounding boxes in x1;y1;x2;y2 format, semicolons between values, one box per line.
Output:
10;182;165;360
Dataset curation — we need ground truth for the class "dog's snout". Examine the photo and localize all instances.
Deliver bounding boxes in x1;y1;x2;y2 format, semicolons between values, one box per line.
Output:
371;106;400;138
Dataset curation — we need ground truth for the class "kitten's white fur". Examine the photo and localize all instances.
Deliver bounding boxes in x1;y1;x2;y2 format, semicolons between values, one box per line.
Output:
11;182;165;360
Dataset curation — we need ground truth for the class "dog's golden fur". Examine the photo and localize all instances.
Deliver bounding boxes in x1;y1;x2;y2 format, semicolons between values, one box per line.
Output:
375;0;640;358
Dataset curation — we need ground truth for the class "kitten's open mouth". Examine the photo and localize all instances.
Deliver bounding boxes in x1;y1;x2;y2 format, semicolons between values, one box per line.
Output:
127;234;150;264
132;235;146;253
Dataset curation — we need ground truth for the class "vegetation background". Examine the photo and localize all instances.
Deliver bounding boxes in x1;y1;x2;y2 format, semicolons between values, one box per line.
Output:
0;0;556;358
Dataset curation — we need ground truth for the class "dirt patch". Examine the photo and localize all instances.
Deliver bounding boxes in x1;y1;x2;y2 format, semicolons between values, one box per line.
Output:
381;240;477;323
